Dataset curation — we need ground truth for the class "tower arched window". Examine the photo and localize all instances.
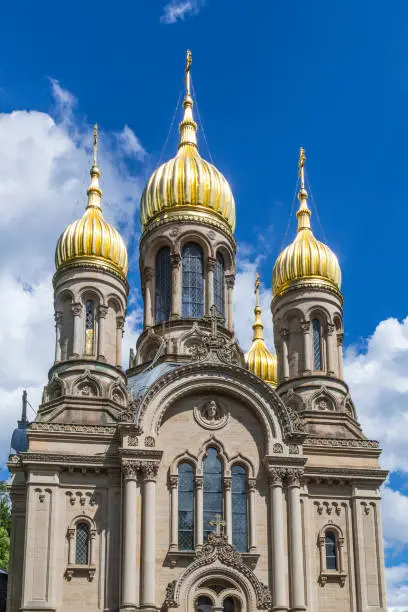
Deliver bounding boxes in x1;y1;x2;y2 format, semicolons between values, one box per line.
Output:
182;243;204;318
75;522;90;565
214;252;225;317
325;530;337;570
178;462;194;550
203;447;222;543
223;597;237;612
231;465;248;552
312;318;322;370
155;246;172;323
85;300;95;355
196;596;212;612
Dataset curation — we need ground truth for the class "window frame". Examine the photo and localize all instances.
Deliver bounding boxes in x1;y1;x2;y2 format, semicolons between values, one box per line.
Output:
318;524;346;587
155;246;172;323
213;252;226;318
182;242;205;318
66;517;96;582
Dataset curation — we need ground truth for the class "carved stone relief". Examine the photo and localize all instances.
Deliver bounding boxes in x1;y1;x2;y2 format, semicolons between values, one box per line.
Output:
193;400;229;430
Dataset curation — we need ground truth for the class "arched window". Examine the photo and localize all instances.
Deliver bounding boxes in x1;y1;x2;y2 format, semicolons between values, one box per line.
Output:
325;530;337;570
223;597;236;612
85;301;95;355
75;522;90;565
312;318;322;370
196;596;212;612
178;462;194;550
214;252;225;317
155;247;172;323
203;447;222;543
182;243;204;318
232;465;248;552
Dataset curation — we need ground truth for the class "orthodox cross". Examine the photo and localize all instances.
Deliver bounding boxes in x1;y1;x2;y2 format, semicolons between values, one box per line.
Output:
209;513;226;536
93;123;98;167
254;272;260;307
185;49;192;96
298;146;306;189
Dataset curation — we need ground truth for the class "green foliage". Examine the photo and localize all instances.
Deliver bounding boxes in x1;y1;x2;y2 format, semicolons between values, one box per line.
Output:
0;481;11;571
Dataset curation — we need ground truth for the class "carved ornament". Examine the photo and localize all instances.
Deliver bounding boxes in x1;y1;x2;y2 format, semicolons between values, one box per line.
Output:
193;400;229;430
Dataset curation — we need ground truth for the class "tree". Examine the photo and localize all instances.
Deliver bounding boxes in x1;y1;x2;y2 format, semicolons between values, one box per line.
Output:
0;481;11;571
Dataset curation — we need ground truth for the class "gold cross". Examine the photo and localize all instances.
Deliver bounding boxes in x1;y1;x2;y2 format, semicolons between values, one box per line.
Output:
93;123;98;167
254;272;260;306
298;146;306;188
209;513;226;536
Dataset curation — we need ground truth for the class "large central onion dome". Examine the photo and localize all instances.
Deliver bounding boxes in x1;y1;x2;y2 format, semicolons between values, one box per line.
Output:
272;148;341;297
55;126;128;280
140;51;236;234
245;274;278;386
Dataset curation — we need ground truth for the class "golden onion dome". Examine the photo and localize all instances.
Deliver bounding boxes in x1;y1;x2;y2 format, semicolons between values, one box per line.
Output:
272;148;341;297
245;274;278;386
140;51;236;234
55;125;128;280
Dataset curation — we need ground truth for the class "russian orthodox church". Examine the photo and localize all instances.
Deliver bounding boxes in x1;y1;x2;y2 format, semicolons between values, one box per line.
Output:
7;52;387;612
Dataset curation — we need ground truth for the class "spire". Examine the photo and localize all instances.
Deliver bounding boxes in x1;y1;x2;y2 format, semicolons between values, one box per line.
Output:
252;273;264;341
178;49;198;149
21;390;27;424
296;146;311;232
87;124;102;209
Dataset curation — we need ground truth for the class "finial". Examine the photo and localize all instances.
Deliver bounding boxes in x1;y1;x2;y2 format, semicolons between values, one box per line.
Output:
178;49;198;149
254;272;260;307
296;146;311;232
252;273;264;341
87;124;102;209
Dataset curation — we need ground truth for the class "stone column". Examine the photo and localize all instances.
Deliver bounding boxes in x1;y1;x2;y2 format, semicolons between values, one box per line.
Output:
141;462;159;609
280;329;290;381
326;323;336;376
97;305;108;361
116;316;125;367
206;257;216;316
169;475;178;551
68;528;75;565
224;478;232;544
301;321;312;375
72;302;83;357
287;469;305;611
195;475;203;549
171;254;182;319
351;488;368;610
248;478;257;552
225;275;235;332
143;267;154;327
337;333;344;379
121;461;138;611
54;311;63;363
269;469;287;610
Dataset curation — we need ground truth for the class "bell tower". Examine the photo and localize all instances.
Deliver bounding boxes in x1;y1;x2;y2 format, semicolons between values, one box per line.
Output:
272;149;362;438
130;51;242;371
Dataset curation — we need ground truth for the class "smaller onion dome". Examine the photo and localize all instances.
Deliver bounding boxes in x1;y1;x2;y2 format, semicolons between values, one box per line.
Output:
245;274;278;386
55;125;128;280
272;148;341;297
140;50;236;234
10;390;29;454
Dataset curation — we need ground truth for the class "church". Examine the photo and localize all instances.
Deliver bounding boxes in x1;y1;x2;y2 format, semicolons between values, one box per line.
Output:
7;52;387;612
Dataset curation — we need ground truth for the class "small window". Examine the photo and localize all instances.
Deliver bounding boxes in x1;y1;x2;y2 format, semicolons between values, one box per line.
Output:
196;596;212;612
214;252;225;317
155;247;172;323
232;465;248;552
313;318;322;370
178;462;194;550
75;522;90;565
85;301;95;355
325;530;337;570
182;243;204;318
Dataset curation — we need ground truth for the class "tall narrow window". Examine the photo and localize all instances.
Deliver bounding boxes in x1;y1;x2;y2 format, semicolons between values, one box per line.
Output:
214;252;225;317
196;596;213;612
178;462;194;550
75;522;90;565
182;243;204;318
203;447;222;543
223;597;236;612
325;531;337;570
232;465;248;552
155;247;172;323
85;301;95;355
313;318;322;370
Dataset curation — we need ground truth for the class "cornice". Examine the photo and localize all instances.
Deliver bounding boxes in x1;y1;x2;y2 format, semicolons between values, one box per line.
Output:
304;466;388;485
53;261;129;293
272;280;344;306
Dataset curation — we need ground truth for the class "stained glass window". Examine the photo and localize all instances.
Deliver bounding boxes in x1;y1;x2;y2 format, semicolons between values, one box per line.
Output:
75;522;90;565
313;319;322;370
178;462;194;550
182;243;204;318
203;447;223;543
155;247;172;323
85;301;95;355
232;465;248;552
223;597;236;612
214;252;225;317
196;596;212;612
325;531;337;570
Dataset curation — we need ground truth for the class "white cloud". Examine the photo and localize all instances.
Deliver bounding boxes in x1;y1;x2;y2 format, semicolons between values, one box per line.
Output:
387;563;408;611
0;80;145;466
160;0;205;24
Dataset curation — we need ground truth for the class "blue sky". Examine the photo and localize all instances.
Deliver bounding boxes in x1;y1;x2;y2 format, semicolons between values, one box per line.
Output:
1;0;408;608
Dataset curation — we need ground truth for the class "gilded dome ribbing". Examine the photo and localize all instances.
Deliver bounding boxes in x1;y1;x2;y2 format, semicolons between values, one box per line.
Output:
245;274;278;386
140;51;236;234
272;148;341;297
55;126;128;280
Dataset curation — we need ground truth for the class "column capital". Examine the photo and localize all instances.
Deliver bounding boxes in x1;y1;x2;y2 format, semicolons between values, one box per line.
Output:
286;468;304;487
98;304;108;319
72;302;82;317
326;323;336;336
122;460;139;481
337;332;344;346
268;467;286;486
194;475;203;489
223;477;232;491
117;315;125;330
169;475;178;489
143;266;154;283
225;273;235;288
139;460;159;482
207;256;216;272
301;320;311;334
54;311;63;325
248;478;257;491
280;327;289;340
171;253;181;269
67;527;75;541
